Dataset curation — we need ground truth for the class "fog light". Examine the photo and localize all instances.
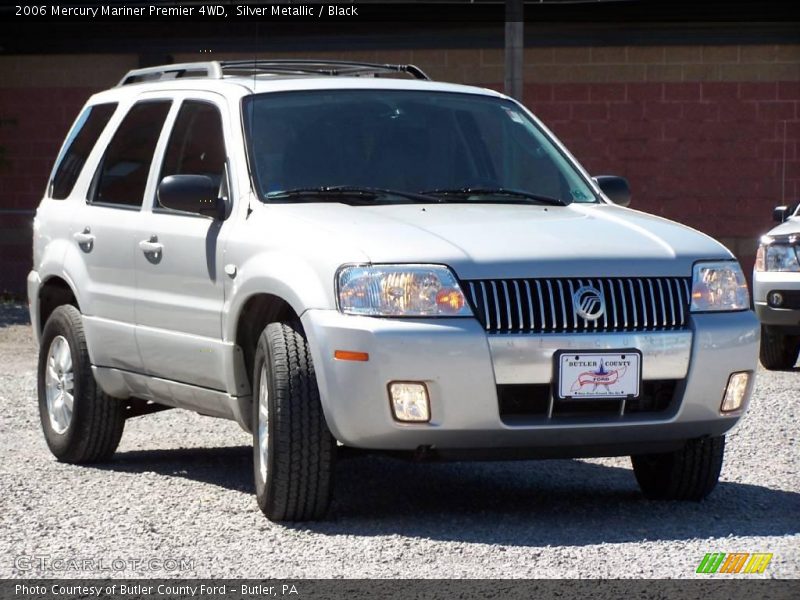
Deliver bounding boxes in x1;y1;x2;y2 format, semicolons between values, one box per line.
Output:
388;382;430;422
721;372;749;413
768;291;784;307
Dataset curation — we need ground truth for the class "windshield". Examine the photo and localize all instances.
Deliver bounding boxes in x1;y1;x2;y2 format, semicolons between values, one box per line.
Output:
243;89;598;205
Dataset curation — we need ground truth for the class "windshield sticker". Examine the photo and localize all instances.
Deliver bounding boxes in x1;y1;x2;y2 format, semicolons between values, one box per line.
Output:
504;108;525;124
571;189;591;201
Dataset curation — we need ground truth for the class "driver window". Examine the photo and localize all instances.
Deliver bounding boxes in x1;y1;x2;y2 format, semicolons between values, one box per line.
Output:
158;100;227;208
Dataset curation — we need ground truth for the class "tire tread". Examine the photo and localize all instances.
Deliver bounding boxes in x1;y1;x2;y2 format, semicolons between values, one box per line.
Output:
760;326;800;370
38;305;125;463
632;436;725;501
256;321;334;521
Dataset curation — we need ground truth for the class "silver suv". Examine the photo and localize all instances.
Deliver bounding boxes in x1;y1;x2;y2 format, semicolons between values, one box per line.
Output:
754;202;800;369
28;60;758;521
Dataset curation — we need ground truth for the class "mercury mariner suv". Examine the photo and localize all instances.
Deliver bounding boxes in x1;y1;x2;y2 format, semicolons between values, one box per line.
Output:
754;202;800;369
28;60;759;521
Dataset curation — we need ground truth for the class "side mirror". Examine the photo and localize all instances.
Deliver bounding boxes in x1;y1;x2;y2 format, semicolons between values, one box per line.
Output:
594;175;631;207
157;175;226;219
773;205;789;223
773;204;794;223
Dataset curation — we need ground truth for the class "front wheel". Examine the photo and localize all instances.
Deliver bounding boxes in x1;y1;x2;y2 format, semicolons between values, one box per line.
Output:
631;436;725;501
759;326;800;370
252;321;335;521
37;305;125;463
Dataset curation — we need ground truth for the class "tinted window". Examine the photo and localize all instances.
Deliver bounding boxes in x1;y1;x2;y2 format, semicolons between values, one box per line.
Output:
50;103;116;200
92;101;171;207
160;101;226;189
243;90;596;204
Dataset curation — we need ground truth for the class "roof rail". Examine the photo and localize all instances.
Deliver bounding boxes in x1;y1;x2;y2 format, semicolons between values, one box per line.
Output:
117;62;222;87
117;59;431;87
219;59;431;80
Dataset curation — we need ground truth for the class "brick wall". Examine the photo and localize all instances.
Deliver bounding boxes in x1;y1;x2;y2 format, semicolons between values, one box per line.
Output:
0;55;138;295
531;79;798;270
1;45;799;295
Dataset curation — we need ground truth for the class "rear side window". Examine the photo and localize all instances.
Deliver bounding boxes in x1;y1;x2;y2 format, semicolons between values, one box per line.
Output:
50;103;117;200
91;100;171;207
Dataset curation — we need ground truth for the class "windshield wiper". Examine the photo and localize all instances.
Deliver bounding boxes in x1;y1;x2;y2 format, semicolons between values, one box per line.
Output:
266;186;441;204
420;187;567;206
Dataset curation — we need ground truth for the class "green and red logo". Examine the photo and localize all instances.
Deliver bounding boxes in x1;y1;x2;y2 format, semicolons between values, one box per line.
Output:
696;552;773;574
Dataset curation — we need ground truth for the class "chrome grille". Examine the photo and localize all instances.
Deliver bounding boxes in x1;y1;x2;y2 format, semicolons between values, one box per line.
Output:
464;277;691;334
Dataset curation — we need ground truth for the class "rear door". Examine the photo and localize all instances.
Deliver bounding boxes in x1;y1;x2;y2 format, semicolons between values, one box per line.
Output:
133;94;234;390
70;99;172;372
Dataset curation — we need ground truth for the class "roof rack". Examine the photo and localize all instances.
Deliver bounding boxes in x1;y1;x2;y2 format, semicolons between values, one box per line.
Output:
117;59;430;87
219;59;430;80
117;62;222;86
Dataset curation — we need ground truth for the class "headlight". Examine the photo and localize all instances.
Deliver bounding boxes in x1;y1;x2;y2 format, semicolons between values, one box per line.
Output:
337;264;473;317
755;241;800;272
690;261;749;312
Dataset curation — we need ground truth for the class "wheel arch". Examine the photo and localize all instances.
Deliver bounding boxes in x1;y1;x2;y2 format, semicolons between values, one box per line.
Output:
38;275;81;338
221;255;336;431
234;292;300;387
225;257;333;383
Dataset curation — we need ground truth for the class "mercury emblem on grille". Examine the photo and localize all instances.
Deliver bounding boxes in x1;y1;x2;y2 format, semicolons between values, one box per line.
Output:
573;285;606;321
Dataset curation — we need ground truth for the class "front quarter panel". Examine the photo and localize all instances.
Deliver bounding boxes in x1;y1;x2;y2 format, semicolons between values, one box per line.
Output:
224;250;333;337
221;206;370;342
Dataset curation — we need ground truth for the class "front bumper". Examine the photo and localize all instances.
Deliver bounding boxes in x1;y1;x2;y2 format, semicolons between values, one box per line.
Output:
302;309;759;453
753;271;800;331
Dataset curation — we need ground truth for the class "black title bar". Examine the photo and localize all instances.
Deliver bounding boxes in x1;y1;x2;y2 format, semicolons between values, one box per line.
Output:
2;1;800;23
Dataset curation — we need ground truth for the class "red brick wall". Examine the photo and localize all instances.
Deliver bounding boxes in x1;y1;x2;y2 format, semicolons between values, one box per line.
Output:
1;46;799;295
1;55;139;295
0;87;96;208
528;80;799;276
0;87;95;293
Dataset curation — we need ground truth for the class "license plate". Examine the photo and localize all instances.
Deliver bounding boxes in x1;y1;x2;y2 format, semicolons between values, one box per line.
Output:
555;350;641;400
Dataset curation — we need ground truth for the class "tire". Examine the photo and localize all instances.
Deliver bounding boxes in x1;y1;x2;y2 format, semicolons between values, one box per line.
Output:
631;436;725;501
759;326;800;370
37;305;125;463
252;321;335;521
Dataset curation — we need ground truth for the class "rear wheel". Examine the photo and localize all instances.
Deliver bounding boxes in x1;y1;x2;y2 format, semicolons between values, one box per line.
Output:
37;305;125;463
759;326;800;370
631;436;725;501
252;321;335;521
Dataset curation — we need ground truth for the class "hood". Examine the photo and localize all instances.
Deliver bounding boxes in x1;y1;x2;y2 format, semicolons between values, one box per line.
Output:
279;202;733;279
767;216;800;239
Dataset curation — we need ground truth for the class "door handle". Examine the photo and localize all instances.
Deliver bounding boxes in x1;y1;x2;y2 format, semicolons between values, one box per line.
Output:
73;228;95;251
139;237;164;254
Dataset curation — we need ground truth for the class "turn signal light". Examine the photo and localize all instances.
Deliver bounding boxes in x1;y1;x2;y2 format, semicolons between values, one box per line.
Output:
334;350;369;362
435;287;466;313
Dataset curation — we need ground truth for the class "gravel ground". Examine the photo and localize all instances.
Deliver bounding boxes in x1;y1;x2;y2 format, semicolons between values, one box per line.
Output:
0;302;797;579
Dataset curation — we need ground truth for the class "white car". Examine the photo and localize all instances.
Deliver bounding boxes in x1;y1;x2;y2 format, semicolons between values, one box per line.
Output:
28;60;758;521
754;202;800;369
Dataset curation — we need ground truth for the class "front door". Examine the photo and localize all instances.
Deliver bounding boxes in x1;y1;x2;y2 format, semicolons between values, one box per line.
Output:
133;96;233;391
